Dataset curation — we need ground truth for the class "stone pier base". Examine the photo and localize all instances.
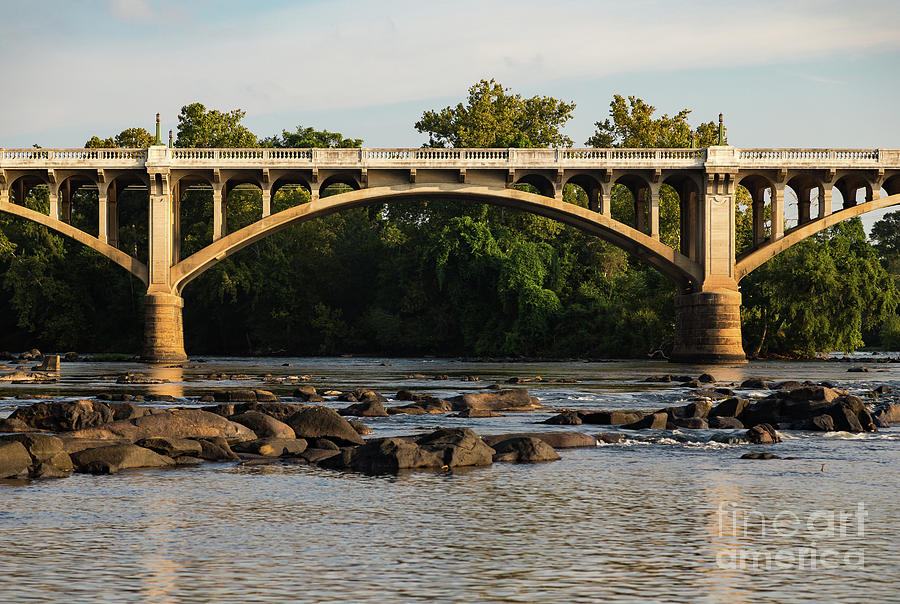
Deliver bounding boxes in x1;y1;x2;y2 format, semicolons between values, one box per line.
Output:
671;289;746;364
142;292;187;363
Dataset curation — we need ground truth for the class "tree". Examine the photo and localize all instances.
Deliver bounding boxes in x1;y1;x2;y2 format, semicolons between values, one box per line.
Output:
85;127;155;149
261;126;362;148
740;219;897;356
174;103;257;148
870;211;900;276
586;95;719;148
415;79;576;148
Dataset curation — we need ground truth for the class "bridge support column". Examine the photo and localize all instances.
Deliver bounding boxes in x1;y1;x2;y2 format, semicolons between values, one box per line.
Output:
671;288;745;363
672;149;746;364
649;183;660;240
798;185;811;224
213;185;226;240
98;185;109;244
819;186;832;219
262;186;271;218
770;184;784;241
48;181;60;220
141;292;187;363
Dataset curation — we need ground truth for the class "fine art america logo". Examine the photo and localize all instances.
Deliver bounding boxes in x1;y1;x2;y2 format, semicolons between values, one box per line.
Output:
715;502;867;570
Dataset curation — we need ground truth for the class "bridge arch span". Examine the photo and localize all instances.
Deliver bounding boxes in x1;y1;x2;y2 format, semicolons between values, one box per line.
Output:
0;200;148;283
170;184;702;294
735;192;900;280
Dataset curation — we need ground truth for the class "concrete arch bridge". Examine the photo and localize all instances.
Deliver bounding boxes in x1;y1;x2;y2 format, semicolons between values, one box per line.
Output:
1;145;898;363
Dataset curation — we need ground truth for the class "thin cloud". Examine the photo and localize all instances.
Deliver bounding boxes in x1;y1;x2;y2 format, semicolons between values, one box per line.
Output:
109;0;153;21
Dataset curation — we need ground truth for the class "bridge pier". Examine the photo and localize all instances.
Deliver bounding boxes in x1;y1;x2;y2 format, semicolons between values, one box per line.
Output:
671;289;745;364
141;292;187;363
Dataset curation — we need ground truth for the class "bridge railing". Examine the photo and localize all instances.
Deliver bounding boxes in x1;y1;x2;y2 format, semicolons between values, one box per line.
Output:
737;148;883;164
1;147;898;169
1;148;147;164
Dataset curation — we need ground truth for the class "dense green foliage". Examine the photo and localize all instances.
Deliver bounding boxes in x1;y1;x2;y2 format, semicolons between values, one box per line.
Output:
0;82;896;357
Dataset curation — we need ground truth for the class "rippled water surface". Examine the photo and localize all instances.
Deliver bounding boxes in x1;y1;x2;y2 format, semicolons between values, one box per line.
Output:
1;357;898;602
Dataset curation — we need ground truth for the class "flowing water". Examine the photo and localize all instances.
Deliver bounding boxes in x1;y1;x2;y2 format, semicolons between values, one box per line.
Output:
1;356;898;603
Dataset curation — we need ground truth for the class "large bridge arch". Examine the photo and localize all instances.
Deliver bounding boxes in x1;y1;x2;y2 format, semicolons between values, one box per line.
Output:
735;192;900;280
0;200;149;283
170;184;702;294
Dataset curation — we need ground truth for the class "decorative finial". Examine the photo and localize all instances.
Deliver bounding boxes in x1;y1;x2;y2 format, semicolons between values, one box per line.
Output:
155;113;162;145
717;113;724;146
169;129;173;148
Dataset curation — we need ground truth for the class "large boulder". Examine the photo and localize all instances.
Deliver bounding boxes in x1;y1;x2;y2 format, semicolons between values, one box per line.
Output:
873;402;900;427
7;400;149;432
347;438;442;473
660;400;713;420
708;416;744;429
448;389;538;411
230;411;296;439
338;399;389;417
739;377;772;390
67;409;256;443
827;395;876;432
286;406;364;446
232;438;308;457
543;411;582;425
0;441;32;478
482;432;597;449
490;437;560;463
0;433;65;462
70;444;174;474
622;412;668;430
709;398;750;418
746;424;781;444
416;428;495;468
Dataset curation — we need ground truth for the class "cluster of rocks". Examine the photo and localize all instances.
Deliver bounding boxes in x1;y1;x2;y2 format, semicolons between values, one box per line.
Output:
0;385;565;481
544;381;893;446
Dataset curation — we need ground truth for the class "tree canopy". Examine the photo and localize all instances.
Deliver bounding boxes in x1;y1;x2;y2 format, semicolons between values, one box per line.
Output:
415;79;576;148
175;103;257;148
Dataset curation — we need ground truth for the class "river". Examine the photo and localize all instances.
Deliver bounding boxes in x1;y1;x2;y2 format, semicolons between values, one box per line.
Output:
1;356;898;602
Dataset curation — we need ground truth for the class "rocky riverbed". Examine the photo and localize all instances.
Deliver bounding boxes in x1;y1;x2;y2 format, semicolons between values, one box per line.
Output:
2;370;898;481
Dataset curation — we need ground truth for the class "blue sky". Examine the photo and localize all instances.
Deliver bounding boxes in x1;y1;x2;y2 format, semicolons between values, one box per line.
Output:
1;0;898;150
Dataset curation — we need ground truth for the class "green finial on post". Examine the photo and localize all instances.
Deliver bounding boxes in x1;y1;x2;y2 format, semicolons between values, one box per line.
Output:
155;113;162;146
717;113;724;146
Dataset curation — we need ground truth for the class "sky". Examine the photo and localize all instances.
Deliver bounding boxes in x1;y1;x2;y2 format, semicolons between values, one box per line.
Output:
1;0;899;151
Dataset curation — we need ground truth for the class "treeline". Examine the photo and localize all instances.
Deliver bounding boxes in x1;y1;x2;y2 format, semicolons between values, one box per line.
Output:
0;80;897;357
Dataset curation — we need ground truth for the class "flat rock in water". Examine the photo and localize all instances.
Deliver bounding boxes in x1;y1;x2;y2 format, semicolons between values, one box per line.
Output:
0;441;32;478
579;410;645;425
338;399;389;417
490;436;560;463
287;406;364;446
70;444;174;474
448;389;538;411
543;411;582;425
482;432;597;449
67;409;256;443
230;411;296;439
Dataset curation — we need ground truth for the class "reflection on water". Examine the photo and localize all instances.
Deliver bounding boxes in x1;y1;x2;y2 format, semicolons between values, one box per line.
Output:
1;357;898;602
